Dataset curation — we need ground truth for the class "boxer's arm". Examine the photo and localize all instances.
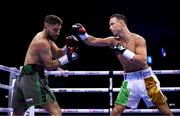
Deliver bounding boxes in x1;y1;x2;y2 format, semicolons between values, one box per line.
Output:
112;36;147;67
57;35;79;66
50;40;67;58
132;37;147;67
84;35;116;47
38;40;77;70
112;43;135;61
38;40;60;70
71;23;114;47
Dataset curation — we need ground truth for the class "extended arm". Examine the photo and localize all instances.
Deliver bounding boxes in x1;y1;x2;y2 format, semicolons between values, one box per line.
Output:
71;23;115;47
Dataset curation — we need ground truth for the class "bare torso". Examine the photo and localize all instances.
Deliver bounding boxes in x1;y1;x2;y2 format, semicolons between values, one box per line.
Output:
111;34;149;72
24;32;52;66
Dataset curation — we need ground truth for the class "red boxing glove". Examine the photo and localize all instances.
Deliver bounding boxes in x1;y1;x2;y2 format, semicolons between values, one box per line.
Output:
71;23;89;40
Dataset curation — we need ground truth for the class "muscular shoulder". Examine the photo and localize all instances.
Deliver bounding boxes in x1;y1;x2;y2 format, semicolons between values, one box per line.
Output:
33;33;49;49
133;34;146;44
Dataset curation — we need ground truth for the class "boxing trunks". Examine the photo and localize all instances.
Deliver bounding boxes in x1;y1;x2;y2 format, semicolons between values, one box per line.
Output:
12;64;56;109
115;67;167;109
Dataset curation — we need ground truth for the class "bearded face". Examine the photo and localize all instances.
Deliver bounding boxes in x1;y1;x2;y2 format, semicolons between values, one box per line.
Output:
46;23;61;41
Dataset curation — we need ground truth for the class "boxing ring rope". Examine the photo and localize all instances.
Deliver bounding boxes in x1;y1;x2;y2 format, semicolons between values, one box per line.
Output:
1;64;180;115
1;107;180;113
1;64;180;76
1;86;180;92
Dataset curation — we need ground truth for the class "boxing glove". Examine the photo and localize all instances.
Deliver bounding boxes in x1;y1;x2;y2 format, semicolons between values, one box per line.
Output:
65;35;79;48
58;52;78;66
71;23;88;41
112;43;135;61
58;36;79;67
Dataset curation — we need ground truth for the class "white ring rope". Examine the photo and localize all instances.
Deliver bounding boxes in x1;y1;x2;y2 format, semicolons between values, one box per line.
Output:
51;88;109;92
1;64;180;114
45;70;110;76
1;85;180;92
1;108;180;113
34;108;109;113
0;83;13;90
1;64;180;76
50;87;180;92
0;65;20;75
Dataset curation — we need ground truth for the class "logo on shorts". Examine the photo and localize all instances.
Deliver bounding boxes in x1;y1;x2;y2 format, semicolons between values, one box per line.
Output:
26;98;33;102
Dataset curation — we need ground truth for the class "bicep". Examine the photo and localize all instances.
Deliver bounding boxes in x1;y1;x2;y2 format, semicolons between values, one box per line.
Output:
136;45;146;55
39;44;53;66
51;41;64;58
135;38;147;58
130;38;148;66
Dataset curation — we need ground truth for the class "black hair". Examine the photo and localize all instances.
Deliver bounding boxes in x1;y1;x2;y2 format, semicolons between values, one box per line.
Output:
110;14;127;25
44;15;63;25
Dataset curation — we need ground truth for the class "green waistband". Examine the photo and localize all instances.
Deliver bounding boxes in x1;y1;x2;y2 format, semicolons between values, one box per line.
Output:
21;64;45;74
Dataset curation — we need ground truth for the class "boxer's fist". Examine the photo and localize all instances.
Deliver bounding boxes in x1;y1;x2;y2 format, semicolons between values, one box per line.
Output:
71;23;88;40
67;51;79;62
112;43;126;55
112;43;135;61
58;36;79;66
58;51;79;66
65;35;79;48
65;35;79;57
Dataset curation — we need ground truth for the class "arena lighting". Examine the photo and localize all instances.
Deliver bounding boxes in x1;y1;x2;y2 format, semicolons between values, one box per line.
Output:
161;47;166;57
147;55;152;64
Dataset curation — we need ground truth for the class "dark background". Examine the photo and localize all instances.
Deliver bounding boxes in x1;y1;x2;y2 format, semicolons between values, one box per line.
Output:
0;0;179;115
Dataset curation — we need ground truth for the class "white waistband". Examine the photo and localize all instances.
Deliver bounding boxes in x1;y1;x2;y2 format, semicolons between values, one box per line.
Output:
123;67;154;80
